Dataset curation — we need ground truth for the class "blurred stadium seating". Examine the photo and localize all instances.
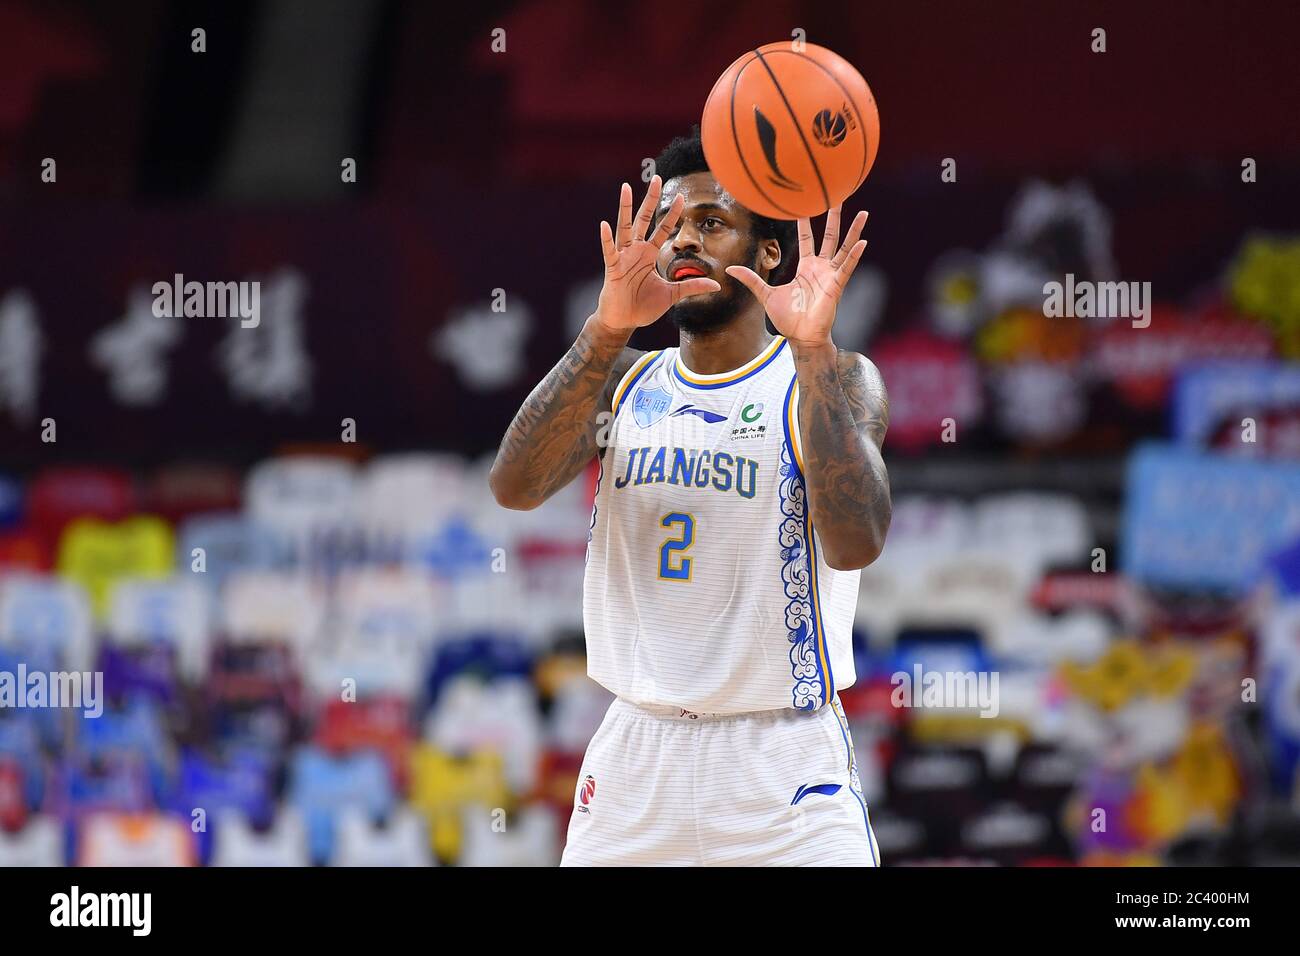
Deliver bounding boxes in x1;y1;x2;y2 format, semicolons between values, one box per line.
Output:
0;420;1298;865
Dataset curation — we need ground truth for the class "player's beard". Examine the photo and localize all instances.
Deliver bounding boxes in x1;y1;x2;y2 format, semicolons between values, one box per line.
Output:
664;240;760;335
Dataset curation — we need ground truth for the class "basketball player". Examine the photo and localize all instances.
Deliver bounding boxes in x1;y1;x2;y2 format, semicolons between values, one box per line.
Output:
490;129;891;866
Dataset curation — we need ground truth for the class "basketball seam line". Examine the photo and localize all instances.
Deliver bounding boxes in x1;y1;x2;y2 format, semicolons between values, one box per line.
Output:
761;48;872;191
752;47;830;212
726;51;801;220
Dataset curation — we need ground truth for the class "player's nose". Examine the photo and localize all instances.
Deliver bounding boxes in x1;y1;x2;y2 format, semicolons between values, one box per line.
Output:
670;222;702;254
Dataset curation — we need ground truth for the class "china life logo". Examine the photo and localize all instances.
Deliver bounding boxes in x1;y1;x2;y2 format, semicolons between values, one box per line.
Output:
732;402;766;442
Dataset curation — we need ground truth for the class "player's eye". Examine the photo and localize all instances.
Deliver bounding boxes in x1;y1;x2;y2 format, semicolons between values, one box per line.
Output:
703;217;723;229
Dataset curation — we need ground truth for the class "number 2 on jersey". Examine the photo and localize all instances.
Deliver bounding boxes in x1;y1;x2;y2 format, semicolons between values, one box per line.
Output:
658;512;695;581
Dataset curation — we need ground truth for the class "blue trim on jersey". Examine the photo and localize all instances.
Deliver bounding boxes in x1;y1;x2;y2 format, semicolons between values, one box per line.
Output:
779;371;833;709
804;509;835;707
777;434;826;710
673;338;788;390
831;698;878;866
781;373;802;480
593;351;661;559
612;350;665;418
585;454;604;565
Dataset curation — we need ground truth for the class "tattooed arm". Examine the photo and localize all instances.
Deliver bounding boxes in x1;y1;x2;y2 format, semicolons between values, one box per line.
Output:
791;345;891;570
490;174;719;511
488;320;642;510
726;203;889;569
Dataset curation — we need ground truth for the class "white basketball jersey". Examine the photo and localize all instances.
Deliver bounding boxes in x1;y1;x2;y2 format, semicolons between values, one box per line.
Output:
583;335;859;714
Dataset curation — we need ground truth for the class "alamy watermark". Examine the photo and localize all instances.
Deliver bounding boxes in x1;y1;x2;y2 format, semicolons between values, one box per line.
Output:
0;665;103;718
152;273;260;327
1043;273;1151;328
890;664;1000;718
50;886;151;936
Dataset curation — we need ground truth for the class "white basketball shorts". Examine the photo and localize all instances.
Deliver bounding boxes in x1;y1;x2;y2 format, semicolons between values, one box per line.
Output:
560;696;880;867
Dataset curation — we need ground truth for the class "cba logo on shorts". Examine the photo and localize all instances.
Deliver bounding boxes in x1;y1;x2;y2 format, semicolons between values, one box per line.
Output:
576;774;596;813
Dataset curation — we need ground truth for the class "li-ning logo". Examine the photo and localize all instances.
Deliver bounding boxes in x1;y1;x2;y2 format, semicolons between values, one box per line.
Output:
791;782;843;805
671;404;726;424
753;106;802;192
576;774;596;813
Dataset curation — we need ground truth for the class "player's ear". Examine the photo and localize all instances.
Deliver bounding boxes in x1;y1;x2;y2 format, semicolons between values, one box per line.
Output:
759;238;782;277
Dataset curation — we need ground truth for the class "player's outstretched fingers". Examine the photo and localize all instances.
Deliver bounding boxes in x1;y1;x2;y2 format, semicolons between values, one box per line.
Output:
796;217;815;259
599;220;618;270
819;205;842;259
633;175;662;242
836;239;869;283
647;192;685;248
724;265;772;304
830;211;868;269
669;276;722;302
615;182;635;250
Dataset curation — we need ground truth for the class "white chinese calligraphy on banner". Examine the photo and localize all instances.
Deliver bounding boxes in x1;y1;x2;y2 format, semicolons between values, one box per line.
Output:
90;288;183;405
217;268;313;410
0;290;43;425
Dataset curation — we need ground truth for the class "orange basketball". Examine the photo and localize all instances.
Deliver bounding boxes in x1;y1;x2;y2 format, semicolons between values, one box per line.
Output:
700;41;880;221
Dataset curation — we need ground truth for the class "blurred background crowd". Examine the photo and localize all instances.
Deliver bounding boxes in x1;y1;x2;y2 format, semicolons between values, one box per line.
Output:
1;0;1299;865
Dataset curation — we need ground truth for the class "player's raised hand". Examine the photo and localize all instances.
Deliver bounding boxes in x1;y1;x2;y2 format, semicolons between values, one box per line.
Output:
594;175;721;333
725;205;869;348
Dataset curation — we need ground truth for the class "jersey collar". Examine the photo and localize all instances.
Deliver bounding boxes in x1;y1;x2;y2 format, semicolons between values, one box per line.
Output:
672;336;787;390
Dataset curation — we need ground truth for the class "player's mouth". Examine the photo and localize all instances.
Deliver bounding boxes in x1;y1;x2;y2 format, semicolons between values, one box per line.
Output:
669;260;710;281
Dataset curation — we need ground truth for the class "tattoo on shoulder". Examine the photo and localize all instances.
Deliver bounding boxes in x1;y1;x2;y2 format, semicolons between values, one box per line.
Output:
604;347;647;407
